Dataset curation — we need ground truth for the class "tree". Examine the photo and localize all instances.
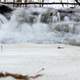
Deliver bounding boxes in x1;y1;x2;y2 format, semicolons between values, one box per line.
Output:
4;0;6;2
42;0;44;7
75;0;80;5
16;0;22;3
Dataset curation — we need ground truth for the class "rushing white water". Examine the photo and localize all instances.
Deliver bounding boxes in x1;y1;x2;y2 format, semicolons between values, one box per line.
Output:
0;14;8;28
0;7;80;46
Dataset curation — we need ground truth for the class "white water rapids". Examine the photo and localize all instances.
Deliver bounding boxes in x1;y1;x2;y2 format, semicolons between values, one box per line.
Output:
0;7;80;46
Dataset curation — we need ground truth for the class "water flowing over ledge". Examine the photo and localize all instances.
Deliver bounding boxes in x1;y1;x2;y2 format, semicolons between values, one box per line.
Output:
0;7;80;46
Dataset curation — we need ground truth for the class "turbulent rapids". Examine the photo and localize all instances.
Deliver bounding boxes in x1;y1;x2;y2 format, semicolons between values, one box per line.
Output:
0;6;80;46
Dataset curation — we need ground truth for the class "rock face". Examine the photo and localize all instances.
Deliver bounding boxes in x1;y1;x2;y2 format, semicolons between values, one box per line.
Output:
0;4;13;15
0;4;13;19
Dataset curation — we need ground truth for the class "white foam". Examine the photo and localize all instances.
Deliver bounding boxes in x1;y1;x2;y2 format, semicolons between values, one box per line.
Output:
0;8;80;46
0;14;8;29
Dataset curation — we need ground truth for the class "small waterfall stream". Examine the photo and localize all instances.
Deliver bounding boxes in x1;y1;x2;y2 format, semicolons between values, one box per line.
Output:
0;14;8;28
0;7;80;46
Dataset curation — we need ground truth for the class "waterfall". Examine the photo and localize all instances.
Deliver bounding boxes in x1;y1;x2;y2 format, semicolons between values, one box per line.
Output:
0;7;80;46
0;14;8;29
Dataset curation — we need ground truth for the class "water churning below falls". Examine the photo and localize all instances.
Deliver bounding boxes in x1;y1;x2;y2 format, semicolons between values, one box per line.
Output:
0;7;80;46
